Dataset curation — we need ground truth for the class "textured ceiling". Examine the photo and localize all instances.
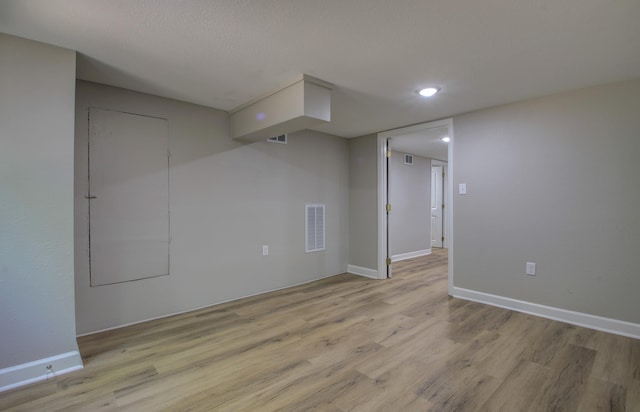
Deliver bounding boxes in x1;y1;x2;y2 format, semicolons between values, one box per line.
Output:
1;0;639;138
390;127;449;162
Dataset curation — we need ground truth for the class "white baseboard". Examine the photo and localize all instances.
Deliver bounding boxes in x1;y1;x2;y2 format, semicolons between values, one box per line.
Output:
0;351;83;393
347;264;380;279
391;249;431;262
452;287;640;340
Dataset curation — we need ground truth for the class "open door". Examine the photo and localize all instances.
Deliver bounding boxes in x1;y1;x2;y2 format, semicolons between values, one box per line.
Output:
431;165;444;248
386;138;393;278
378;118;453;293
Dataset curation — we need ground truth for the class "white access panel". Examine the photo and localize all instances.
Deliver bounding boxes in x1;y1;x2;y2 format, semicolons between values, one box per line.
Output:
88;108;169;286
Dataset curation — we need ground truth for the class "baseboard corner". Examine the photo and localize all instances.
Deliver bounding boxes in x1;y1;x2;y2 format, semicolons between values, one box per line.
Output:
347;264;380;279
0;351;83;393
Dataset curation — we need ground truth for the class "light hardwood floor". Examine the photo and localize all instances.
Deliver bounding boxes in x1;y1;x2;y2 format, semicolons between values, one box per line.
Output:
1;249;639;411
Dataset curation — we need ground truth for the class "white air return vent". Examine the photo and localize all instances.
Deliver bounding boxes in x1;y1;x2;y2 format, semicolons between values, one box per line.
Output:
231;75;332;142
306;204;325;253
404;154;414;165
267;134;287;144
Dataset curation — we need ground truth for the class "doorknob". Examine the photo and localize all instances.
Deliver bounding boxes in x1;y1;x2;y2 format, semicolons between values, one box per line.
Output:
85;195;97;199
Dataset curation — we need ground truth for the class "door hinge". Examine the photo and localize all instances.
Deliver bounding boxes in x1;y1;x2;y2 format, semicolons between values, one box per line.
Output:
442;236;445;242
442;171;445;177
386;149;392;158
442;204;445;209
386;203;391;212
386;257;392;266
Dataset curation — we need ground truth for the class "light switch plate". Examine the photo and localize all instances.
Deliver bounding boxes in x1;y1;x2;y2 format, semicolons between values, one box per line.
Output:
458;183;467;195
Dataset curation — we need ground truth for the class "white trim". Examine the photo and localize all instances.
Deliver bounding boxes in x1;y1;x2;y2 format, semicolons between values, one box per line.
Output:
391;249;431;262
446;120;454;295
453;287;640;340
0;351;83;393
78;271;345;337
377;118;454;290
430;159;449;249
377;135;387;279
347;264;380;279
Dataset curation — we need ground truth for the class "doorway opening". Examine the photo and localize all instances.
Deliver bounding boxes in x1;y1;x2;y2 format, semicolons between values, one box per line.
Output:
431;159;448;249
377;118;454;294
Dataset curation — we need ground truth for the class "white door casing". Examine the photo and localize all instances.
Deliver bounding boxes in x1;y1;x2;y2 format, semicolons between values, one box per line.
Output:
386;139;393;278
431;165;444;248
377;118;454;295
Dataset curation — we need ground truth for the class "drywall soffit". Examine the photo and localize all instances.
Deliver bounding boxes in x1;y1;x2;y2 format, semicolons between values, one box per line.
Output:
230;75;332;142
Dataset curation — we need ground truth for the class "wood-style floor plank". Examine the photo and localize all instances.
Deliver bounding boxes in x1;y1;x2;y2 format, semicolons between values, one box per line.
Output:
1;248;639;411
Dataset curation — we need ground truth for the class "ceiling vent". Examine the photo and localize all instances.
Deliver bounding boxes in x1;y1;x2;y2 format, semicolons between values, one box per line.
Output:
230;75;332;142
267;134;287;144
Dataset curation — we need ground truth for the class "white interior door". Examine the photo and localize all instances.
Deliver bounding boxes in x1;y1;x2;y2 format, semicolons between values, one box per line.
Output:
431;165;444;248
386;139;392;278
88;108;169;286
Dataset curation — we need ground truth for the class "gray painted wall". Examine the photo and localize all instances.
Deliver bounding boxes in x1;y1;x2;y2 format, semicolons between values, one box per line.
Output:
0;35;78;367
75;81;349;334
348;135;378;270
389;151;431;257
452;78;640;324
4;32;638;378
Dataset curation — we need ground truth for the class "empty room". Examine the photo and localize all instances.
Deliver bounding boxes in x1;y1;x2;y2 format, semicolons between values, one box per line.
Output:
1;1;639;410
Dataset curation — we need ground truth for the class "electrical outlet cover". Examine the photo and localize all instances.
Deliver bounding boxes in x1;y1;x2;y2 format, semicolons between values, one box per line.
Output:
526;262;536;275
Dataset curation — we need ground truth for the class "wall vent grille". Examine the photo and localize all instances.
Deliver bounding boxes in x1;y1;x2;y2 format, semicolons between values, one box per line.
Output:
305;204;325;253
404;154;414;165
267;134;288;144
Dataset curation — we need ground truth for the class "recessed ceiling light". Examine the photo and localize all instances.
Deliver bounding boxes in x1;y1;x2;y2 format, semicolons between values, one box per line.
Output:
441;136;450;143
418;87;440;97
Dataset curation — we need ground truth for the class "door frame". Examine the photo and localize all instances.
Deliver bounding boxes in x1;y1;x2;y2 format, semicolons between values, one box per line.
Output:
377;118;454;294
431;159;448;249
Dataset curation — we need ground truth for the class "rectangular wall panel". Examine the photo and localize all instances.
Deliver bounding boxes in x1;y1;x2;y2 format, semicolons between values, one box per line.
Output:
88;108;169;286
